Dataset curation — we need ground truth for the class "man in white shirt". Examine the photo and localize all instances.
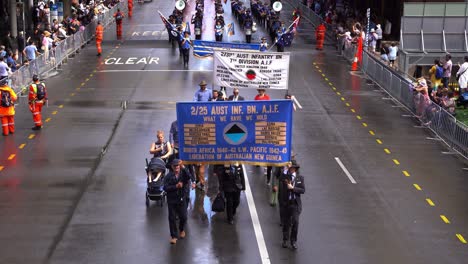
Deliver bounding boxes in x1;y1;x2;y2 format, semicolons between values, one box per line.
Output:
228;88;245;101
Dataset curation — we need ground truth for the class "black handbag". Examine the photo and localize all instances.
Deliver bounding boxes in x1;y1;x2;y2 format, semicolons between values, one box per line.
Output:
212;193;225;212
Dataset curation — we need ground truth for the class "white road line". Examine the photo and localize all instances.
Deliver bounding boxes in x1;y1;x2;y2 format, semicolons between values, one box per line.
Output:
334;157;357;184
242;164;271;264
98;69;213;72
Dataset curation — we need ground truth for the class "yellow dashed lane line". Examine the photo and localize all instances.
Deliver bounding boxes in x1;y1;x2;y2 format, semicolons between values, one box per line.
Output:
28;134;35;139
59;105;64;108
19;144;26;149
384;148;391;154
356;115;362;120
362;123;368;127
456;234;467;244
0;166;4;171
413;184;422;191
369;130;375;136
345;102;350;107
8;154;15;160
426;198;435;206
351;109;356;113
45;118;51;122
393;159;400;165
376;139;382;144
403;171;410;177
440;215;450;224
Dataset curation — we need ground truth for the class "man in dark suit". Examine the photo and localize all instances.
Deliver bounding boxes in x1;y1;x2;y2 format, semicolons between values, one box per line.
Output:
278;160;305;250
228;88;245;101
217;163;246;224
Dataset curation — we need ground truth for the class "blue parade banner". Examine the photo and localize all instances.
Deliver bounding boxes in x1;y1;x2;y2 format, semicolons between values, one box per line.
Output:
193;40;261;58
177;100;293;166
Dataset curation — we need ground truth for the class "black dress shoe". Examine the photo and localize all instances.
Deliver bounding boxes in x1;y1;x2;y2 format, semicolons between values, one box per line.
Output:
32;126;42;131
281;240;288;248
291;242;298;250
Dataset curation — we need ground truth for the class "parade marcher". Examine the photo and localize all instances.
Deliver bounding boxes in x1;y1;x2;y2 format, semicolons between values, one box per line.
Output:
113;8;125;39
244;15;253;43
271;163;289;207
0;78;17;136
254;88;271;100
315;23;326;50
181;31;192;68
169;119;179;161
278;161;305;250
193;80;213;102
28;75;47;130
215;20;224;42
228;88;245;101
128;0;134;18
95;21;104;56
275;28;285;52
164;159;191;244
149;130;172;163
193;80;212;188
217;164;245;224
179;159;196;210
260;37;268;52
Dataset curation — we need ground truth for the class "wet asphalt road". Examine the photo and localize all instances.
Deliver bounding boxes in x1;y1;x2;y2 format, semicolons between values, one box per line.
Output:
1;0;468;263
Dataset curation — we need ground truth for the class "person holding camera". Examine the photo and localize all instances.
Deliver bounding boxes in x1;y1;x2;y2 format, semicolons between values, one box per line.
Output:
164;159;191;245
278;160;305;250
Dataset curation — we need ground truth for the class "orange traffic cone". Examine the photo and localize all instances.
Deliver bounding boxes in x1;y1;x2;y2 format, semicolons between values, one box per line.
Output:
351;56;358;71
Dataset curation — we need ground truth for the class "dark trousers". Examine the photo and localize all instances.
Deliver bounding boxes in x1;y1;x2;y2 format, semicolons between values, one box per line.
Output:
168;201;187;238
277;45;284;52
442;77;450;88
182;48;190;65
216;34;223;42
281;202;300;242
246;34;251;43
225;191;240;221
266;166;272;183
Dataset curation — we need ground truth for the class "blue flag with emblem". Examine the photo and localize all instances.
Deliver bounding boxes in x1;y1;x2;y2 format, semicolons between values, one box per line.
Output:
177;100;293;166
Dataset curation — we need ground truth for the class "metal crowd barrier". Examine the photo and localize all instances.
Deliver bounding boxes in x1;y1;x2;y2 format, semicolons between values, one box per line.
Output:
356;47;468;159
286;0;335;41
9;1;128;95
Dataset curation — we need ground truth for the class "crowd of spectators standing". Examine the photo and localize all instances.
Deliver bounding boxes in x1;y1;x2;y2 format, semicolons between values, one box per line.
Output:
0;0;121;78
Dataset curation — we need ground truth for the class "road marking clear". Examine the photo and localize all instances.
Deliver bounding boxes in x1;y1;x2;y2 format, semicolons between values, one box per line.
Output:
384;148;391;154
335;157;357;184
376;139;382;144
8;154;15;160
351;109;356;113
328;82;333;86
318;69;322;72
321;74;325;77
28;134;35;139
456;234;467;244
341;97;345;101
356;115;362;120
325;78;329;81
403;171;410;177
393;159;400;165
81;82;85;86
336;92;341;95
345;102;350;107
332;87;337;91
413;184;422;190
58;105;64;108
440;215;450;224
45;118;51;122
362;122;368;127
19;144;26;149
369;130;375;136
242;165;271;264
426;198;435;206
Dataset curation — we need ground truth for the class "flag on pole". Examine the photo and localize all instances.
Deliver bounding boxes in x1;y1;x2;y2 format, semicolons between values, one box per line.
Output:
183;21;191;35
227;22;235;36
158;10;174;31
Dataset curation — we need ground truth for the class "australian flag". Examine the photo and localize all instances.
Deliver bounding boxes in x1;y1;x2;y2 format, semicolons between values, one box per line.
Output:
227;22;235;36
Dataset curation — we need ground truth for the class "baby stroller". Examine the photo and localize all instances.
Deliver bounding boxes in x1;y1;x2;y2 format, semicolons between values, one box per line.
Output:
145;157;167;207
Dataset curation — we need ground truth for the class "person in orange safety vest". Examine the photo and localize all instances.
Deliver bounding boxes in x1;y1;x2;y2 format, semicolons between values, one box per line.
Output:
0;78;17;136
96;21;104;56
128;0;134;17
114;9;125;38
28;75;48;131
315;23;326;50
